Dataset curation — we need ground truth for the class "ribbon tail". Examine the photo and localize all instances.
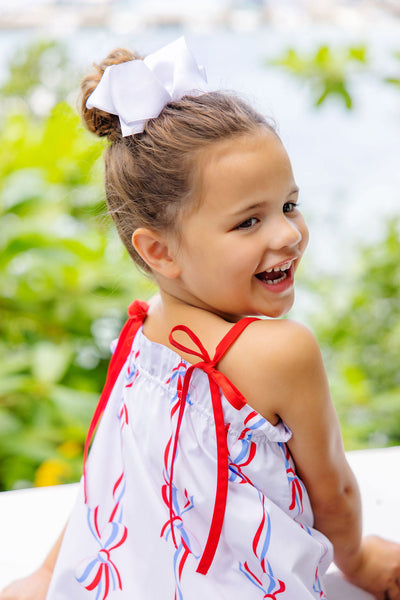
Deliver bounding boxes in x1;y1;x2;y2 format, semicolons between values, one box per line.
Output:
196;377;228;575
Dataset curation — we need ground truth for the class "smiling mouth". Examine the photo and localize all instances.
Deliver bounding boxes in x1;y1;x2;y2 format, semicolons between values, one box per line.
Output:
255;261;293;285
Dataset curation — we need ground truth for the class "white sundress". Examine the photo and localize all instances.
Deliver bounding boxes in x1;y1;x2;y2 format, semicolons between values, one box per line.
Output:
46;300;333;600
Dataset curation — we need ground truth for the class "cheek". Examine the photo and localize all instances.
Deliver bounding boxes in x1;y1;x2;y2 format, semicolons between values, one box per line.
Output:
177;240;217;276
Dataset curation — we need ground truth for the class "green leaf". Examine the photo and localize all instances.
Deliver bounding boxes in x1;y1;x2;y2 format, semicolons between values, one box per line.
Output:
268;43;369;109
32;342;72;384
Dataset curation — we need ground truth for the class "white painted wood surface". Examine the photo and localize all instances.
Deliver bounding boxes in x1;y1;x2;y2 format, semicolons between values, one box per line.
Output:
1;446;399;597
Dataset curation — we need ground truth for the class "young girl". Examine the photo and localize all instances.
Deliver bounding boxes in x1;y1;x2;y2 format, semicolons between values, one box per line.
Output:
2;36;400;600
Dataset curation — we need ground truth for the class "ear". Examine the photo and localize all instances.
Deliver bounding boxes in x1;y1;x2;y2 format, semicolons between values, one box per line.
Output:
132;228;181;279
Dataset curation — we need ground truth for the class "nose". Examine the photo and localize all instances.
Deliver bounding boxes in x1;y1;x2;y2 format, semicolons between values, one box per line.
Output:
267;215;304;251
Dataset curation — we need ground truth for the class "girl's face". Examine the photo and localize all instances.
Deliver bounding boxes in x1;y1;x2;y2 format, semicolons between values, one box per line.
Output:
169;130;309;321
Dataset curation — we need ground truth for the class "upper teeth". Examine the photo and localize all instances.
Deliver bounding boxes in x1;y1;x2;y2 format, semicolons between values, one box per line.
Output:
266;261;292;273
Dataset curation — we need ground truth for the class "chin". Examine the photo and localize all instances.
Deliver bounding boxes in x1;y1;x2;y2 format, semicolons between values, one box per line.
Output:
265;309;288;319
264;299;294;319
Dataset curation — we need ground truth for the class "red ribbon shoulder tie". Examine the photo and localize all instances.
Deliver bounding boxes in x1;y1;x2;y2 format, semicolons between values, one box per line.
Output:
83;300;149;502
168;317;258;575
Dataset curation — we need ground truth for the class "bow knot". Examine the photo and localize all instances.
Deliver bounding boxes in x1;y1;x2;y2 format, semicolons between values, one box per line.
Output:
128;299;149;321
167;322;253;574
75;514;127;596
86;37;209;137
98;549;110;563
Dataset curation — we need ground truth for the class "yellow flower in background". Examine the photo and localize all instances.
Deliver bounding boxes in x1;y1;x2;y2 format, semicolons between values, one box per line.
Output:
34;458;73;487
58;440;82;459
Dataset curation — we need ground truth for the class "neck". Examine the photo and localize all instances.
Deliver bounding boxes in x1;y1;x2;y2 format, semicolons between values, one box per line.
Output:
155;287;243;324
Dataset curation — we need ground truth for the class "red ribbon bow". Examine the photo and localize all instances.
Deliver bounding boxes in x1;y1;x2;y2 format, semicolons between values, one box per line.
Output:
168;318;257;574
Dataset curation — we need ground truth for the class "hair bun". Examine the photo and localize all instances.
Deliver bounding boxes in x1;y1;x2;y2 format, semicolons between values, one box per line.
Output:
80;47;142;140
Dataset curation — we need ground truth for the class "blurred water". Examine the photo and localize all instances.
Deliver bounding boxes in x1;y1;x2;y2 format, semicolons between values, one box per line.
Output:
1;20;400;287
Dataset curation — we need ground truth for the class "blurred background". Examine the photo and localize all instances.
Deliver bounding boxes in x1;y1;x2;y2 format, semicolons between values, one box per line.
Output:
0;0;399;491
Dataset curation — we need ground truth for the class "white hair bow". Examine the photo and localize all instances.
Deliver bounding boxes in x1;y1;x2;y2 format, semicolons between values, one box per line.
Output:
86;36;209;137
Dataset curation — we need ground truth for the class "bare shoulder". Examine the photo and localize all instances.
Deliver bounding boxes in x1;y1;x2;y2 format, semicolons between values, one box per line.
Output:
219;318;326;422
247;317;319;352
232;317;323;379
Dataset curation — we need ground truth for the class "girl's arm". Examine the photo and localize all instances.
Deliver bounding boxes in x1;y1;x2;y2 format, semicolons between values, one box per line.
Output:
248;320;400;599
0;525;65;600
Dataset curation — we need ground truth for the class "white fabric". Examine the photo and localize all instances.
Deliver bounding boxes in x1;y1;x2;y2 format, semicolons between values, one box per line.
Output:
46;325;333;600
4;450;400;598
86;37;209;136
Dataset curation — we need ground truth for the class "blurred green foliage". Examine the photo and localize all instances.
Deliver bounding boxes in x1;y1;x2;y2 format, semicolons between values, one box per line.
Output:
0;38;399;490
1;39;77;117
2;39;66;97
269;44;368;108
314;220;400;449
0;42;153;490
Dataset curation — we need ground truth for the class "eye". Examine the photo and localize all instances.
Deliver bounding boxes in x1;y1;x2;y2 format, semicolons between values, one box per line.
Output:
283;202;299;214
236;217;259;230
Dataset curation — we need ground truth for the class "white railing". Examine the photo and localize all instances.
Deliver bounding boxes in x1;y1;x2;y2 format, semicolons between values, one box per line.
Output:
1;446;399;598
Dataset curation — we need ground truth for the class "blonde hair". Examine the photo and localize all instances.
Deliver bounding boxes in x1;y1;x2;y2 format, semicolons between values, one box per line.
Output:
80;47;274;272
